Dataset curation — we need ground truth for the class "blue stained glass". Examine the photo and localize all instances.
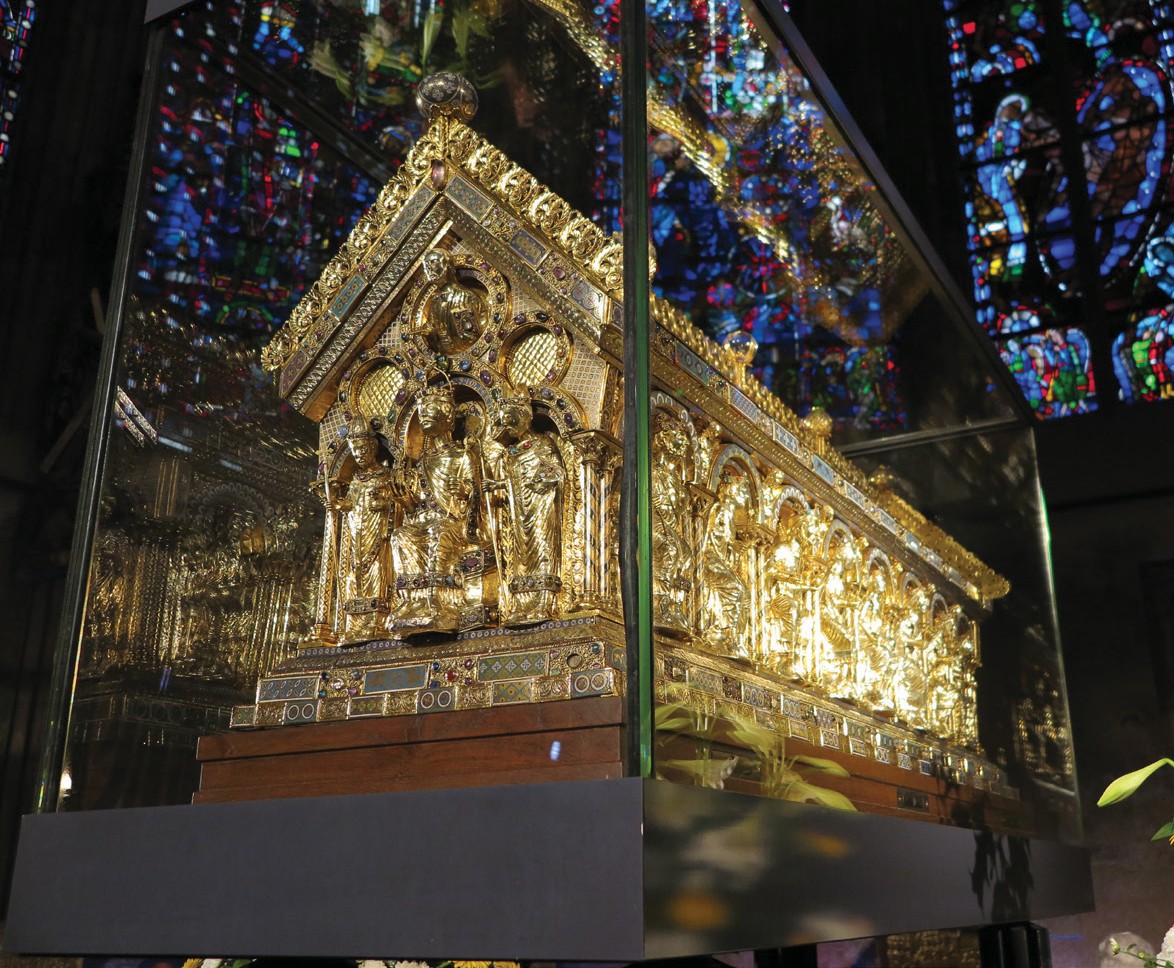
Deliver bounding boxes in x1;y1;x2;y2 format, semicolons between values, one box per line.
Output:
1141;230;1174;298
1113;308;1174;401
1063;0;1113;59
0;0;37;171
1045;234;1078;269
997;304;1046;334
254;2;304;65
998;328;1097;417
943;1;1046;85
138;42;378;365
1075;56;1173;279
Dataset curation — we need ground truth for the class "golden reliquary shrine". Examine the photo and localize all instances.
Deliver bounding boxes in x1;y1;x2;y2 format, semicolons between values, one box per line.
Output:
216;74;1022;819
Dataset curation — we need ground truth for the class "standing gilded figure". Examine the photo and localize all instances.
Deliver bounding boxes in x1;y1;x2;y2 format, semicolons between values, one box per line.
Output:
329;419;395;645
485;391;565;625
651;412;694;636
697;472;752;659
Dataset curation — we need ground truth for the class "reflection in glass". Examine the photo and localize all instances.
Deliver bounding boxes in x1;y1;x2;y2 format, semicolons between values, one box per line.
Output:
65;26;383;809
636;0;928;432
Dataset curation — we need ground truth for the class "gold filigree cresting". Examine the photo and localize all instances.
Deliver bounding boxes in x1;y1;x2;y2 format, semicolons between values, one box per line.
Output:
262;109;621;377
648;295;1008;606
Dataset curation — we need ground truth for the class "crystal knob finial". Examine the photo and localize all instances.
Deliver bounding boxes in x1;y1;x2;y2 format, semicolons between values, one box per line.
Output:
722;329;759;367
416;72;479;124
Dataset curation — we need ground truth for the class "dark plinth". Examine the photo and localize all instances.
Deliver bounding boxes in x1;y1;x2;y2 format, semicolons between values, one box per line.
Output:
5;778;1093;960
195;696;625;802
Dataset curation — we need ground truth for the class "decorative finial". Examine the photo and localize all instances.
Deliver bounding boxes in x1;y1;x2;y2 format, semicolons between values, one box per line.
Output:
868;465;896;496
722;329;759;368
416;72;478;125
801;406;833;441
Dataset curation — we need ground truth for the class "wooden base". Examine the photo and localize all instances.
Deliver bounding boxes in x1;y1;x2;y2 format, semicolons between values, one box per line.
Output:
197;693;1029;836
659;728;1033;833
195;695;624;803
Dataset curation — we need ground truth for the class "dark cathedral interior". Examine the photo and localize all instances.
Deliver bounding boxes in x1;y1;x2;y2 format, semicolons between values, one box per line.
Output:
2;2;1174;966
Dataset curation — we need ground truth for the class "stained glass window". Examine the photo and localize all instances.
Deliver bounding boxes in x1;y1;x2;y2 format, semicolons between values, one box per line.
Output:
998;327;1096;416
1113;309;1174;401
1;0;37;172
636;0;911;431
946;0;1174;413
131;35;378;414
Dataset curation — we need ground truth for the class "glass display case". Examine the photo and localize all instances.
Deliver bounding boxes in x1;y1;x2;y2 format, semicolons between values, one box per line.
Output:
32;0;1080;920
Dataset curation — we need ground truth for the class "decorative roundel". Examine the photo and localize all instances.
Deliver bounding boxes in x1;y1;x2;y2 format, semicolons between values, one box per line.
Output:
419;689;455;711
507;329;562;388
356;363;408;418
501;312;573;388
400;252;509;362
285;701;316;723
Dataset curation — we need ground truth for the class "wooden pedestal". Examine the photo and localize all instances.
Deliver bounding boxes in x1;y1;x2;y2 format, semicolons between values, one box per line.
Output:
195;695;624;803
196;692;1029;838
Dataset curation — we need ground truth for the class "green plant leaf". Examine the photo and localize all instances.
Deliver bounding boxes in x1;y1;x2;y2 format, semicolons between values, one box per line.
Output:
787;781;857;811
1151;819;1174;842
1097;758;1174;806
653;702;699;735
792;753;851;778
452;9;471;61
727;719;783;756
421;9;444;69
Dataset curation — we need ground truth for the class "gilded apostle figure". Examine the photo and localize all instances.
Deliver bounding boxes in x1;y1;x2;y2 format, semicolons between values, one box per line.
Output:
387;381;475;636
821;532;862;701
651;412;694;636
762;512;804;678
418;248;487;354
485;390;565;625
328;418;395;645
696;471;751;659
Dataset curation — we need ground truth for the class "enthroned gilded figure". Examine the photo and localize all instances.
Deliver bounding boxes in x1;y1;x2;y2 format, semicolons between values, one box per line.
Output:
387;378;476;636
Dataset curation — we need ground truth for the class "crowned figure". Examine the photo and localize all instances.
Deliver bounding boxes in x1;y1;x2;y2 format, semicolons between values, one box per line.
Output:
387;379;475;636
